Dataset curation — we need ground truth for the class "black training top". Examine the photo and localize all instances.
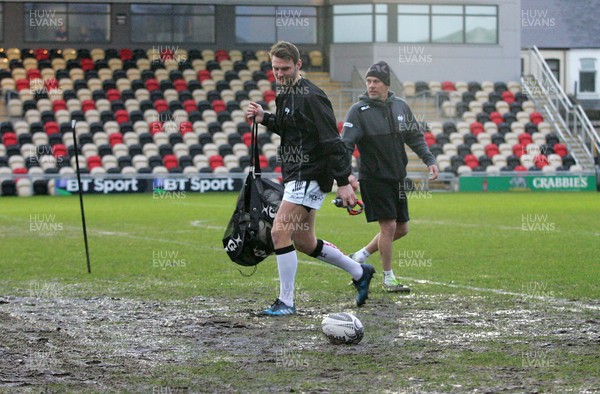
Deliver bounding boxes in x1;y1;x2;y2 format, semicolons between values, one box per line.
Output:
341;91;436;182
261;77;351;190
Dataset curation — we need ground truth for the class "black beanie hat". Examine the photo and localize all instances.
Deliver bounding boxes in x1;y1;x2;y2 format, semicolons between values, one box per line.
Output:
366;61;390;86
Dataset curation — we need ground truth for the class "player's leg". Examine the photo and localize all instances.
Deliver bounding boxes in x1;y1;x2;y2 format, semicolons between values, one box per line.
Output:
352;222;409;262
292;182;375;306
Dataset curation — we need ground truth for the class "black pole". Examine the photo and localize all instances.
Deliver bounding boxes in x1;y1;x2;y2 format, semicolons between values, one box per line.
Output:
71;120;92;274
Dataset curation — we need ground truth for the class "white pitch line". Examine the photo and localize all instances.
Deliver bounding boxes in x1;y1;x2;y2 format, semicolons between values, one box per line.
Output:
397;276;600;311
297;260;599;311
412;218;600;237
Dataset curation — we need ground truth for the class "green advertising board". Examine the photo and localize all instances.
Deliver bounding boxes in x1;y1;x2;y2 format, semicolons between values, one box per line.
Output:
459;174;596;192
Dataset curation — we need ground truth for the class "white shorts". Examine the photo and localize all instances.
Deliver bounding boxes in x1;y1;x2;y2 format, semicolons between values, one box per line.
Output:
283;180;326;210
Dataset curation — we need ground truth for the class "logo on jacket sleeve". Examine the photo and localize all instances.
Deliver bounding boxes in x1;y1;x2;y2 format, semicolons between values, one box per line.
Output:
343;122;353;128
360;105;370;111
398;115;404;122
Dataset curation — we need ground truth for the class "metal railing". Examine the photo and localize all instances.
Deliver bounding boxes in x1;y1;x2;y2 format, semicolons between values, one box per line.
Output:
522;46;600;170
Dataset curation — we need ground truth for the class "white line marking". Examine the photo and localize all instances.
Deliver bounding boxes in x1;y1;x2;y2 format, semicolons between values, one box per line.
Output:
190;220;226;231
297;260;600;311
397;276;600;311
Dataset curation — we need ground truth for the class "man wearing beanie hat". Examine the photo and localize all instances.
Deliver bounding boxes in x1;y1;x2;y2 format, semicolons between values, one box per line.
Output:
342;61;439;293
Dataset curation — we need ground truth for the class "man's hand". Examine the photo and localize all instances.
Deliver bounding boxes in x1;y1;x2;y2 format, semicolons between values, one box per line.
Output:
348;174;360;192
246;102;264;124
336;184;357;207
428;165;439;181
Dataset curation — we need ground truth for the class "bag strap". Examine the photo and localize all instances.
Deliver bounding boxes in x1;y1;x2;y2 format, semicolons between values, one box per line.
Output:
250;119;261;178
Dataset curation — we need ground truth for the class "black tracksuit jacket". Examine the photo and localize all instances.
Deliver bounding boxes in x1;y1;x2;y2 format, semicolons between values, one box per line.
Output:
341;91;436;182
261;77;351;190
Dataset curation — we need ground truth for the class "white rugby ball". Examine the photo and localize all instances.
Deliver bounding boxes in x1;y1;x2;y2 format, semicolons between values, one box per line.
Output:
321;312;364;345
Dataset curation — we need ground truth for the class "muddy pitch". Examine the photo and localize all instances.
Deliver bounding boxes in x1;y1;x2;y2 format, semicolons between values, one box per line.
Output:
0;292;599;393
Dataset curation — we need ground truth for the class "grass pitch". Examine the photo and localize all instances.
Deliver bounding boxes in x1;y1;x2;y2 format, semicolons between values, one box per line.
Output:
0;192;598;392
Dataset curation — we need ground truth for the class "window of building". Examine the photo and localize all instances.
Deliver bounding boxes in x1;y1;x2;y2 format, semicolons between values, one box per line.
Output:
398;4;497;44
333;4;388;43
24;3;110;43
0;4;4;42
236;6;317;44
579;58;596;93
546;58;560;83
131;4;215;43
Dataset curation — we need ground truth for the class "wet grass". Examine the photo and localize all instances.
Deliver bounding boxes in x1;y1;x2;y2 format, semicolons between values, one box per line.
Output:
0;192;599;392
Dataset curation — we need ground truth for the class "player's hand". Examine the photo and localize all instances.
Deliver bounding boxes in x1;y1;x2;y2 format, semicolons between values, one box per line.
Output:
246;102;264;124
348;174;359;192
336;184;357;207
428;165;439;181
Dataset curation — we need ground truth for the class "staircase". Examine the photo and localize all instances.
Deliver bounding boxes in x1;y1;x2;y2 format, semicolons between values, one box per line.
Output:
522;46;599;171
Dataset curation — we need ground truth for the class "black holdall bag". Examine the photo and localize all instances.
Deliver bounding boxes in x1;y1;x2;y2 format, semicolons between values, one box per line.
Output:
222;120;284;267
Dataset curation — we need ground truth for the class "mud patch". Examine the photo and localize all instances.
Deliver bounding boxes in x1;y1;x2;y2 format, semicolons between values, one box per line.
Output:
0;293;598;392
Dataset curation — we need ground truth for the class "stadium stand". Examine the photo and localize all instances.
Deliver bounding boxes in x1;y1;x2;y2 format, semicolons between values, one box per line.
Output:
0;46;581;196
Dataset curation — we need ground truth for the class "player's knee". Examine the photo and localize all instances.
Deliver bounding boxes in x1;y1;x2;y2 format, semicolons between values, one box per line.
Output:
380;220;397;235
395;223;409;239
271;222;290;246
294;236;316;254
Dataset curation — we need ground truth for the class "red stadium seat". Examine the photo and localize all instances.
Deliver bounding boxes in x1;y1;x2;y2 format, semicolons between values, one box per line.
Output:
160;48;174;62
259;155;268;168
149;121;163;134
45;78;59;91
266;70;275;83
513;143;524;157
470;122;484;135
485;143;499;157
82;99;96;112
501;91;515;104
145;78;160;91
179;122;193;134
553;143;568;157
173;79;188;92
106;89;121;102
534;154;549;169
163;154;178;169
441;81;456;91
514;165;527;171
80;58;95;71
530;112;544;125
52;144;67;158
119;48;133;61
52;99;67;112
518;133;532;146
35;48;49;61
424;132;436;147
44;121;59;134
27;69;41;80
209;155;224;169
242;132;252;147
2;132;17;146
16;79;30;91
263;90;276;102
464;154;479;169
198;70;211;82
183;100;197;113
13;167;28;175
87;155;102;169
109;133;123;146
212;100;226;113
154;99;168;113
115;109;129;124
216;49;230;62
490;112;503;124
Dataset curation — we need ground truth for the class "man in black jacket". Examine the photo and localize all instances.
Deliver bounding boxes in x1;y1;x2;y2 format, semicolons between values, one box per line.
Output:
342;61;439;293
245;41;375;316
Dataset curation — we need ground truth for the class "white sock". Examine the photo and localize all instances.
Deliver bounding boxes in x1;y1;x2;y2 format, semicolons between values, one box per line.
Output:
383;270;396;285
352;247;371;263
276;246;298;307
313;240;363;280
